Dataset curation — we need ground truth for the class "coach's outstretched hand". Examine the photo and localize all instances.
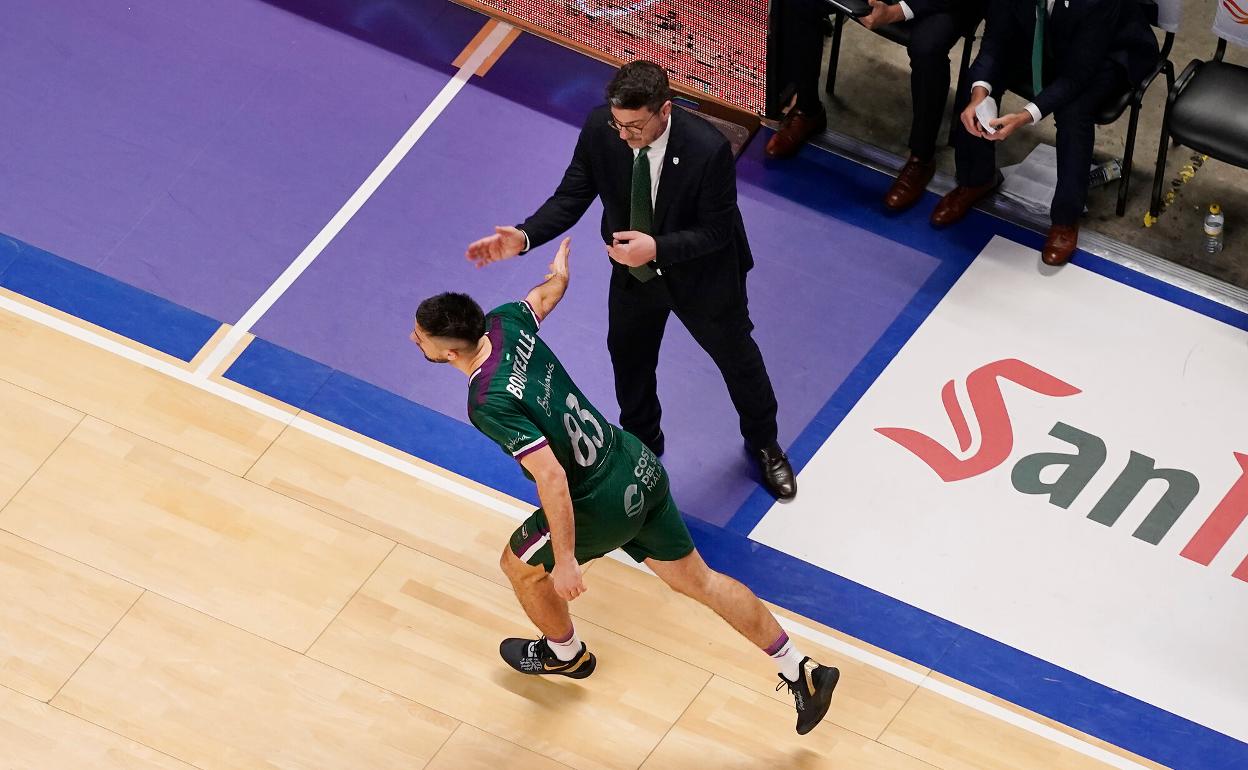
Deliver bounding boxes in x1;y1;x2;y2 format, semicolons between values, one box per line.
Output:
467;226;526;268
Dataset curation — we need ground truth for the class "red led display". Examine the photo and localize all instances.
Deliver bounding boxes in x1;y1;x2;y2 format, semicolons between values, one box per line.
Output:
461;0;767;112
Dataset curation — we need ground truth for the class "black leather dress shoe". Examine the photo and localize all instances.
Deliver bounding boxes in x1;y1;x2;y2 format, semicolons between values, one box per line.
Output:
755;443;797;500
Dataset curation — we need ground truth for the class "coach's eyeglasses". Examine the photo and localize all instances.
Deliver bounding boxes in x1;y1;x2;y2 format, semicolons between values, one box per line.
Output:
608;110;658;135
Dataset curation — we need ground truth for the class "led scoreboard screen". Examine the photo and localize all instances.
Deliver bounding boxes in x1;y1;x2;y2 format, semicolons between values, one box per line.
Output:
457;0;769;113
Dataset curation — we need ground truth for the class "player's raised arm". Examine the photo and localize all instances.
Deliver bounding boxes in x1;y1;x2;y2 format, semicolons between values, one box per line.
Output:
524;237;571;322
518;444;585;601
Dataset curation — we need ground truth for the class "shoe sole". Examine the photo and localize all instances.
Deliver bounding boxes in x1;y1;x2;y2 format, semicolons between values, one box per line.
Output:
797;667;840;735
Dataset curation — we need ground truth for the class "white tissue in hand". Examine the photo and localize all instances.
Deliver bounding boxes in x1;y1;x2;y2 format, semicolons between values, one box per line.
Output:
975;97;999;135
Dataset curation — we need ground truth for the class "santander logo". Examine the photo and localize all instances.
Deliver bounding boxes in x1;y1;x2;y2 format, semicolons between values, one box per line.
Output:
876;359;1081;482
875;359;1248;584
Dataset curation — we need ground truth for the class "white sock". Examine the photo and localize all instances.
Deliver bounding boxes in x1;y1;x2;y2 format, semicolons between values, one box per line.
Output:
546;626;582;662
768;632;805;682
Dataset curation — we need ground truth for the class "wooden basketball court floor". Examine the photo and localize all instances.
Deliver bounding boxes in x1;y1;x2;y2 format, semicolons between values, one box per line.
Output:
0;292;1169;770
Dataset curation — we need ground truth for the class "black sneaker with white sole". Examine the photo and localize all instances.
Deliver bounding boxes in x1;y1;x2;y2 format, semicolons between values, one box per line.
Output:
499;637;596;679
777;656;840;734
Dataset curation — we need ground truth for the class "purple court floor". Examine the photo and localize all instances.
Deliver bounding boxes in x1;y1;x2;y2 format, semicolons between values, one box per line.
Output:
0;0;940;526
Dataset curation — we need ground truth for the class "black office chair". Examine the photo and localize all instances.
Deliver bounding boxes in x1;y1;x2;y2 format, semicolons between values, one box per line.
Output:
1096;1;1174;216
1150;36;1248;219
821;0;977;141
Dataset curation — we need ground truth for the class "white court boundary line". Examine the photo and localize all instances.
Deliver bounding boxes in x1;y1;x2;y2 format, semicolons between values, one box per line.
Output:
0;290;1150;770
192;21;515;379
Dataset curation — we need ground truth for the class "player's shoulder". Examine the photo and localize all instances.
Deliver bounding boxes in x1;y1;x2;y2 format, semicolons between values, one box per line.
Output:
467;377;515;420
486;300;541;332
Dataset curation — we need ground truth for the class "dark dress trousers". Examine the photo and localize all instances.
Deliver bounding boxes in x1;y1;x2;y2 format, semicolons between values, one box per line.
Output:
901;0;989;160
772;0;986;159
953;0;1159;224
519;106;780;452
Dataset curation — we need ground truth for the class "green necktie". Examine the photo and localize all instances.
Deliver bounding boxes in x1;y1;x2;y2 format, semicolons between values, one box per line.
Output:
1031;0;1047;98
628;145;658;283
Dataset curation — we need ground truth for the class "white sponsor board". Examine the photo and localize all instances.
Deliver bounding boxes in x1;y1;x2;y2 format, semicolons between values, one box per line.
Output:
752;237;1248;742
1216;0;1248;47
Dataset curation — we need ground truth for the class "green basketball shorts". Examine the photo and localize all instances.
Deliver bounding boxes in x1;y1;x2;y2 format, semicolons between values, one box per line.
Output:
508;430;695;570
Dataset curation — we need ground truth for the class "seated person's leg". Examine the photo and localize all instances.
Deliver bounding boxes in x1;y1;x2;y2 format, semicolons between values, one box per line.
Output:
885;11;964;211
930;84;1001;227
1045;62;1130;265
766;0;829;159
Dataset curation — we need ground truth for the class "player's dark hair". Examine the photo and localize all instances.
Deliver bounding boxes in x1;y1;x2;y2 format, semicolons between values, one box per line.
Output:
606;60;672;113
416;292;486;345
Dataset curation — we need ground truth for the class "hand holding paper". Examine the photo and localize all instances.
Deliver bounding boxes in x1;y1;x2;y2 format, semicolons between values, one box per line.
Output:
975;97;999;136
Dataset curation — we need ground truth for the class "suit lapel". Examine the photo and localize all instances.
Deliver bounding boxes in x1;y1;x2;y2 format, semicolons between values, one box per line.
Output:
652;109;685;234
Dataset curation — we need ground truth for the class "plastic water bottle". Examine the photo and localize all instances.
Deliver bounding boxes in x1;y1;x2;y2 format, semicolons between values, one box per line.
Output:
1203;203;1225;254
1088;159;1123;188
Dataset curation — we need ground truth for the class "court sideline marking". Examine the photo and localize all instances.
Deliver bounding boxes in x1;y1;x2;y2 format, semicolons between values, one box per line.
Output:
192;21;515;379
0;287;1152;770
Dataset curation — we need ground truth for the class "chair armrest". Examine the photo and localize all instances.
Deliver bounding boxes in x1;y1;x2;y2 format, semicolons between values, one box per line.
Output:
821;0;872;17
1168;58;1204;106
1133;61;1168;103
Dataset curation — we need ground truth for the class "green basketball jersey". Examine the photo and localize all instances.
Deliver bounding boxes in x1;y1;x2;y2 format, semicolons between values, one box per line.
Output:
467;301;618;488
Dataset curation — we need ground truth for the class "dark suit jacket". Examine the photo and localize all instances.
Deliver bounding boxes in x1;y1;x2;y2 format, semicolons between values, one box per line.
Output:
968;0;1159;117
519;105;754;302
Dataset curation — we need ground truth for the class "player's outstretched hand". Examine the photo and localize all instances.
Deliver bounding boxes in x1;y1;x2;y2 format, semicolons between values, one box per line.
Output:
467;226;526;268
551;559;586;601
546;237;571;280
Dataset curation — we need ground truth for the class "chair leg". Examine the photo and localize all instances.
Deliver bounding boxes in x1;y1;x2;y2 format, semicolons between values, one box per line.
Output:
1117;102;1141;217
1150;107;1174;220
825;14;845;97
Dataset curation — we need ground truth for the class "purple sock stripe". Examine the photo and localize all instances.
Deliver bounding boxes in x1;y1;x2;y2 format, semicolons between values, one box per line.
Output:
765;632;790;656
548;626;575;644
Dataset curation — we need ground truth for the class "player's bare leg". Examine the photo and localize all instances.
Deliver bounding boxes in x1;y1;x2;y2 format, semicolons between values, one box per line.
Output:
646;549;839;734
498;546;596;678
500;547;572;637
645;549;780;646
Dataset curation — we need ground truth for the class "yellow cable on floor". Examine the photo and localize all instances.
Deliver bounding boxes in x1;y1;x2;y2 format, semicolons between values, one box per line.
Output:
1143;153;1207;227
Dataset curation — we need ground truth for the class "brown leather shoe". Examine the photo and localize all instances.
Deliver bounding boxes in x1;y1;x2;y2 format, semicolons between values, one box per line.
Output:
1042;224;1079;266
884;156;936;212
930;172;1004;228
765;109;827;159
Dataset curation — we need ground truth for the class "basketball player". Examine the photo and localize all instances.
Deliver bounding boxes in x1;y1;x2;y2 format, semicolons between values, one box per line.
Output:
411;237;839;735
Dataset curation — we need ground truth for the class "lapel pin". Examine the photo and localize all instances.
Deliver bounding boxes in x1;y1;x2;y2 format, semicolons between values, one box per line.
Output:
673;157;679;165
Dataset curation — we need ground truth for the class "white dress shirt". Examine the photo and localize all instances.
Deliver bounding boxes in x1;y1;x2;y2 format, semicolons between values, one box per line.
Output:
972;0;1056;125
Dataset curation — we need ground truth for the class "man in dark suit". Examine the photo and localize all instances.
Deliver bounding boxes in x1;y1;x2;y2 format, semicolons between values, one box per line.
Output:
466;61;796;500
860;0;988;210
765;0;986;172
930;0;1159;264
